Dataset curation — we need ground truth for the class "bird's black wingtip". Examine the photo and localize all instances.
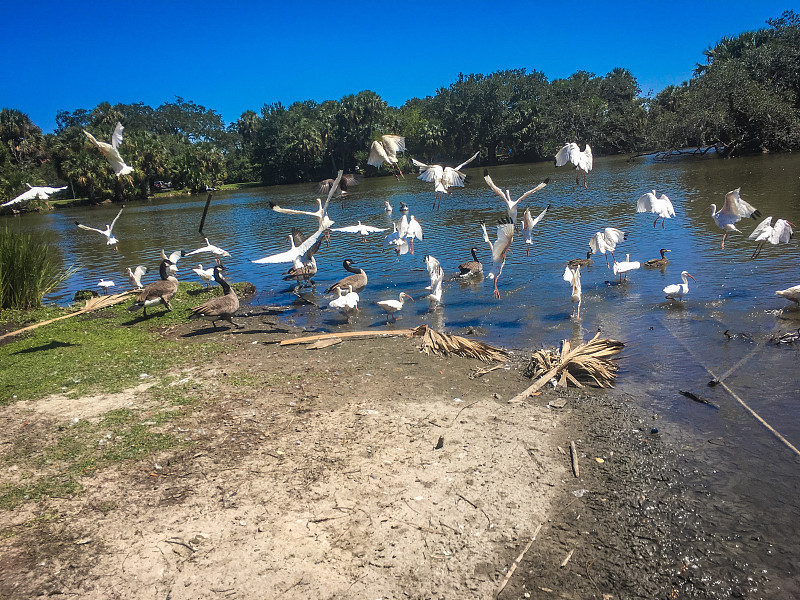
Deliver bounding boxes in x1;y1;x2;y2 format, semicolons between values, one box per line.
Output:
180;250;187;257
268;201;277;208
752;210;763;219
543;177;551;184
483;168;489;177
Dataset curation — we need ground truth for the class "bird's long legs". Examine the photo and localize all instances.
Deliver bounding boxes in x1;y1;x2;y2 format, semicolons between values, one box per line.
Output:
751;242;765;259
721;232;728;249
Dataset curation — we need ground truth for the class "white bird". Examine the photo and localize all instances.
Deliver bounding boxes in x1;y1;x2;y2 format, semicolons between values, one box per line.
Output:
589;228;627;268
481;217;515;299
331;221;387;242
83;122;134;180
184;237;232;257
664;271;696;302
283;231;322;287
636;190;676;229
368;135;406;179
710;188;761;249
270;198;335;240
484;169;549;228
252;226;325;264
563;265;582;318
384;201;393;214
748;216;794;259
76;207;124;250
776;285;800;306
521;205;550;256
612;253;641;282
127;265;148;289
2;184;67;208
376;292;413;323
424;254;444;307
162;249;183;275
97;279;115;294
329;285;358;323
404;215;424;254
192;264;216;288
554;143;593;188
385;223;410;257
412;150;480;208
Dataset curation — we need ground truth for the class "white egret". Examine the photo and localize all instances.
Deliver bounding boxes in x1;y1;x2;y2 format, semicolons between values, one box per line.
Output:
612;253;641;282
2;184;67;209
367;134;406;179
664;271;696;302
126;265;148;289
554;143;593;188
589;228;627;268
457;247;483;279
377;292;413;323
331;221;388;242
189;265;242;329
83;122;134;180
128;258;179;316
563;265;582;318
636;190;675;229
481;217;515;299
710;188;761;249
76;207;124;251
184;236;231;257
643;248;671;269
326;259;368;294
521;205;550;256
748;216;793;259
412;150;480;208
484;169;549;228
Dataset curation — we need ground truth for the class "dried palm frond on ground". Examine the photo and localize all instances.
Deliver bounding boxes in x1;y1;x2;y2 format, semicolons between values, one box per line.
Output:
512;333;624;401
411;325;509;362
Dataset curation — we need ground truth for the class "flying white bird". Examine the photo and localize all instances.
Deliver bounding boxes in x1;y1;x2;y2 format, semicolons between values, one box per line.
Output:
162;249;183;275
385;222;410;257
251;226;325;264
554;143;593;188
412;150;480;208
97;279;115;294
2;184;67;208
484;169;549;228
424;254;444;307
270;171;343;243
748;216;793;259
76;207;124;250
331;221;387;242
481;217;515;299
521;205;550;256
192;264;216;288
376;292;413;323
664;271;696;302
404;216;424;254
589;228;627;268
563;265;582;318
636;190;676;229
612;253;641;282
776;285;800;306
126;265;148;289
368;134;406;179
83;122;134;180
283;231;323;287
184;236;231;257
710;188;761;249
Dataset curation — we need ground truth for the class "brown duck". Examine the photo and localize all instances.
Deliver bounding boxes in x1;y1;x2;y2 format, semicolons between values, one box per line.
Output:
644;248;671;268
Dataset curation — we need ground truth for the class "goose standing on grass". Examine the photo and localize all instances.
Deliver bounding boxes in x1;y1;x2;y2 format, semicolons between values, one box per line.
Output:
128;258;179;316
643;248;671;268
521;205;550;256
457;247;483;279
76;207;124;251
412;150;480;208
563;265;582;318
664;271;696;302
184;236;232;258
484;169;549;228
377;292;413;323
2;184;68;209
83;122;134;182
127;265;148;289
482;217;515;300
612;253;641;282
567;250;593;269
748;216;794;259
554;143;593;188
192;264;216;288
189;264;242;329
326;259;368;294
97;279;115;294
636;190;675;229
710;188;761;249
368;134;406;179
776;285;800;307
424;255;444;308
331;221;388;242
589;227;627;268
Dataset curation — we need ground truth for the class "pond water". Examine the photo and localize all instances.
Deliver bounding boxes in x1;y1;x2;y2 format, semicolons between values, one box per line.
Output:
4;152;800;593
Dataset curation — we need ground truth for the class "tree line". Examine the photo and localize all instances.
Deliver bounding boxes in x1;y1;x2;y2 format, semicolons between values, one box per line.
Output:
1;10;799;206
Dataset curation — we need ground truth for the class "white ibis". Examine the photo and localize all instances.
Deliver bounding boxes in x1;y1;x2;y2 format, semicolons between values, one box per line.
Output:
664;271;696;302
457;247;483;279
710;188;761;249
424;255;444;307
612;253;641;282
189;265;242;329
367;134;406;179
636;190;675;229
589;228;626;267
184;236;231;257
2;184;67;209
563;265;582;318
192;264;216;288
83;122;134;181
748;216;793;258
412;150;480;208
484;169;549;228
385;222;410;257
76;207;124;251
377;292;413;323
643;249;671;268
776;285;800;306
554;143;593;188
331;221;387;242
521;205;550;256
127;265;148;289
97;279;115;294
481;217;515;299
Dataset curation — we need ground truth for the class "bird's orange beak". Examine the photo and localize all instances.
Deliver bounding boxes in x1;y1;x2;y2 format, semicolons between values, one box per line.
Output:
687;273;696;282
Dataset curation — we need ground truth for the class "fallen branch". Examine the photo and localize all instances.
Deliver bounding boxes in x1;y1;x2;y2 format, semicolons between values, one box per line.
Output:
495;523;543;598
570;441;580;478
560;548;575;568
280;329;414;346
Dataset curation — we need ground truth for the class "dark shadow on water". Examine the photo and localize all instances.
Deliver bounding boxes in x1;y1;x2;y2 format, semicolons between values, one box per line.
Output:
14;340;77;354
541;311;576;323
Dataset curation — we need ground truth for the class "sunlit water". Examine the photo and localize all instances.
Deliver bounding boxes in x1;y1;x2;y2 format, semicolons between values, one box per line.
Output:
4;153;800;592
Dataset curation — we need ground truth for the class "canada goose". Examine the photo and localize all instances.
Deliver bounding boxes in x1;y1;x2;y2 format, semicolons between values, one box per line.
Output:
75;206;124;250
189;265;242;329
484;169;549;228
748;216;793;258
522;205;550;256
481;217;515;299
612;254;641;282
563;265;582;318
589;228;627;268
710;188;761;249
567;250;593;269
458;247;483;278
377;292;413;323
326;259;367;294
664;271;696;302
128;258;178;316
2;184;67;209
554;142;592;188
412;150;480;208
83;122;134;180
637;191;675;228
283;232;322;287
367;135;406;179
127;265;148;289
643;249;671;269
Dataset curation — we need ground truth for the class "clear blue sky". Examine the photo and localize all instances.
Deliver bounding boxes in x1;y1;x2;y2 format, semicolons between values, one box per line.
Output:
1;0;797;133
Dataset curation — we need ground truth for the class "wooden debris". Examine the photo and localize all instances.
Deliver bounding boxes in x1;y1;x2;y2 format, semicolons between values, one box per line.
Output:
306;337;342;350
280;329;414;346
679;390;719;409
469;364;504;379
560;548;575;568
494;523;543;598
411;325;509;362
570;441;580;478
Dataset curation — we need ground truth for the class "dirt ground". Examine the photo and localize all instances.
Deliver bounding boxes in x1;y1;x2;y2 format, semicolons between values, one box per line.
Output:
0;309;777;599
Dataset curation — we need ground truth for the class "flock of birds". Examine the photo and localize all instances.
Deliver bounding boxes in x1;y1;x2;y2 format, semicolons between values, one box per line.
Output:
6;124;800;330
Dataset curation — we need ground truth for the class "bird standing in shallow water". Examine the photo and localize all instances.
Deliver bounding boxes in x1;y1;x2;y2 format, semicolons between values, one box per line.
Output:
326;259;368;294
481;217;515;300
567;250;593;269
377;292;413;323
612;253;640;282
710;188;761;249
457;247;483;279
776;285;800;307
664;271;696;302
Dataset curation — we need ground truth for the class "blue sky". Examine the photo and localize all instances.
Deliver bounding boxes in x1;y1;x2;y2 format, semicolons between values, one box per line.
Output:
2;1;797;133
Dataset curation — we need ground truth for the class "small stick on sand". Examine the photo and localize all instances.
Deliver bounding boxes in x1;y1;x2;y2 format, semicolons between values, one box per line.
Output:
560;548;575;568
570;441;580;478
494;523;543;598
